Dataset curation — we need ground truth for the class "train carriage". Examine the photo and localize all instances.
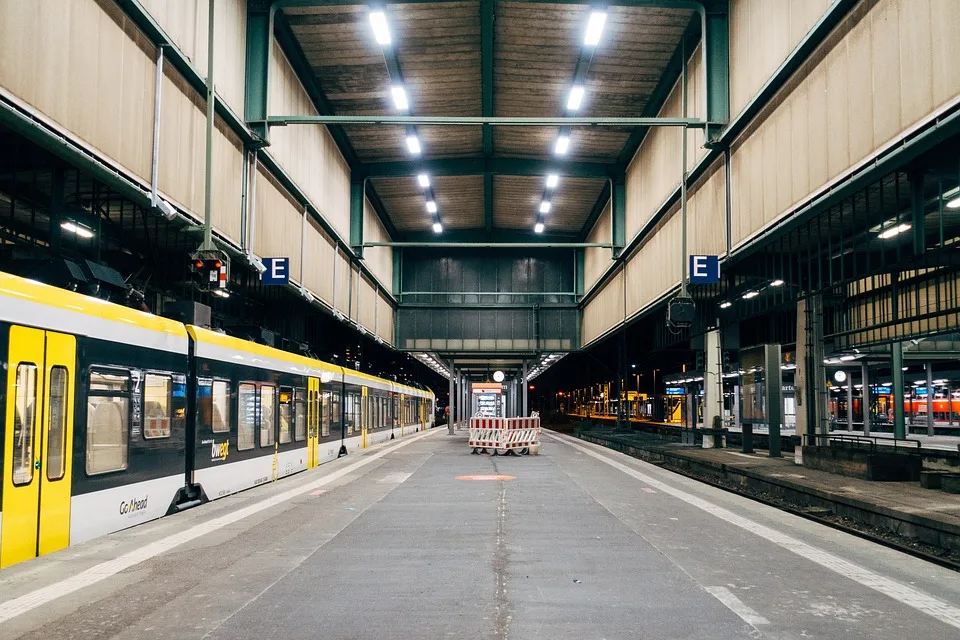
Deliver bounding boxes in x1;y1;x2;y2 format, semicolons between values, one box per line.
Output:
0;271;436;568
0;273;189;568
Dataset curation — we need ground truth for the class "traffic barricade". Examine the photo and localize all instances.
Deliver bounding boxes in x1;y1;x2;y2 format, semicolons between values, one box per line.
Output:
468;417;541;455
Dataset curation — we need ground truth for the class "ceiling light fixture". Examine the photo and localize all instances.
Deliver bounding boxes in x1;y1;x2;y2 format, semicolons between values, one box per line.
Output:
742;290;759;299
584;11;607;46
719;301;732;309
947;197;960;210
567;85;584;111
878;223;911;239
534;222;545;233
369;11;391;45
391;85;409;110
426;200;437;213
546;174;559;189
770;279;784;287
61;221;94;239
432;222;442;233
212;289;230;298
406;135;421;154
554;135;570;155
539;201;551;214
417;173;430;188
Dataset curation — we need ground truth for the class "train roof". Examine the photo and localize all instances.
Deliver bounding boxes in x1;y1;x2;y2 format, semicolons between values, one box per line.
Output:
0;271;188;353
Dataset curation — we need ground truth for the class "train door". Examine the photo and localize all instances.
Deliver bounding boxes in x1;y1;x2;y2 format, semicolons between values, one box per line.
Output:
307;377;320;468
399;394;405;437
361;386;368;448
1;326;76;568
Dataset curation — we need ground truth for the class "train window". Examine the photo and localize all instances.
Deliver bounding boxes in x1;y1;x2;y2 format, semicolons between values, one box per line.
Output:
278;387;293;444
321;389;331;437
294;388;307;441
12;363;38;486
86;368;130;475
331;392;341;437
143;374;172;439
46;366;69;481
260;385;276;447
212;381;230;433
238;383;257;450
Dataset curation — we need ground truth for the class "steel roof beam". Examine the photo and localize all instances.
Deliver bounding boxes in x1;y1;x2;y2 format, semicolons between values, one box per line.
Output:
481;0;495;235
364;157;614;178
268;115;704;127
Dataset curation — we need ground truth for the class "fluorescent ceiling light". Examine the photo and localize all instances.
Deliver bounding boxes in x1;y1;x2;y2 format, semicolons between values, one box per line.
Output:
770;279;784;287
554;135;570;155
369;11;391;45
212;289;230;298
406;135;421;154
546;174;559;189
391;85;408;110
584;11;607;46
534;222;545;233
567;85;584;111
839;355;856;361
878;223;910;239
742;290;759;299
417;173;430;188
948;196;960;210
61;221;94;238
426;200;437;213
719;301;732;309
432;222;442;233
539;201;551;214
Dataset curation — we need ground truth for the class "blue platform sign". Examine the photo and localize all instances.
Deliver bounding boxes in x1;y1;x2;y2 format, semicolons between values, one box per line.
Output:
261;258;290;285
689;255;720;284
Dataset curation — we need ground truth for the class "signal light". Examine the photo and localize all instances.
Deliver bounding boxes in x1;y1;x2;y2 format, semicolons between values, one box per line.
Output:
192;259;204;271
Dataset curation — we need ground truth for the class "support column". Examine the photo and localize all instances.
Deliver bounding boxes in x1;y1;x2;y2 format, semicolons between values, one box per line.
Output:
892;343;906;439
244;2;272;142
926;362;935;436
522;361;529;417
612;173;626;258
448;364;455;434
846;373;854;431
350;179;364;257
703;327;723;448
765;344;783;458
861;362;871;436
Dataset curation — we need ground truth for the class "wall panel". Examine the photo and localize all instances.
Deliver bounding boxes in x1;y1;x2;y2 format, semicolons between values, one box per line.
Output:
334;251;351;317
729;0;832;117
268;41;352;242
302;216;336;306
584;201;612;291
138;0;246;114
378;292;394;345
582;269;624;346
363;197;393;293
729;0;960;249
0;0;155;184
254;168;303;284
358;276;378;333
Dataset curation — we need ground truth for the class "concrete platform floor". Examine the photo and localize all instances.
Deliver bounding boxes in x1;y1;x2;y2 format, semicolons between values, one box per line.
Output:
2;428;960;640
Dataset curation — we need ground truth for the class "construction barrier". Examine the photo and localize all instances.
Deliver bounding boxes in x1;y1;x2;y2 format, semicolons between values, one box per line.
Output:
468;417;541;455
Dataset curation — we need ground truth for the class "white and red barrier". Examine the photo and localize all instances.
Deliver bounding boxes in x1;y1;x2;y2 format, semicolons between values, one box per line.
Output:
468;417;541;455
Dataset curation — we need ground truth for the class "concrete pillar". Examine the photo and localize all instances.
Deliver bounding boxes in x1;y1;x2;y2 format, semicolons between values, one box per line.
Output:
926;362;935;436
846;373;854;431
892;343;906;440
522;361;529;417
448;364;455;435
861;362;871;436
703;328;723;448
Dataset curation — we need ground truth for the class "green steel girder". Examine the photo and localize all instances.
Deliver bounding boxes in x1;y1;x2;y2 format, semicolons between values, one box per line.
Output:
268;115;705;127
576;249;585;298
484;172;494;235
704;7;730;137
396;229;582;245
244;6;272;142
393;249;402;295
364;157;615;179
366;242;612;248
612;175;626;256
481;0;495;157
350;179;364;256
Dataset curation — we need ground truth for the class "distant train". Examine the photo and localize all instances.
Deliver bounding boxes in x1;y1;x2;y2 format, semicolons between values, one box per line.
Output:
0;272;434;568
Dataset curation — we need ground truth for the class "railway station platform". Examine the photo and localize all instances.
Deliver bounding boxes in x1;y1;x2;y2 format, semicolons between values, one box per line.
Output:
2;429;960;640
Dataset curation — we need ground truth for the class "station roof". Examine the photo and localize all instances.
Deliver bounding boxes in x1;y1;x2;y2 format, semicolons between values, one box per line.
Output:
278;0;696;239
